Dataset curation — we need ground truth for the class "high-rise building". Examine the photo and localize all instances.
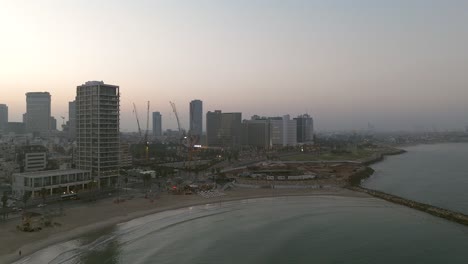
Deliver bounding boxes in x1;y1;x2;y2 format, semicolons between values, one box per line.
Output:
69;101;76;140
294;114;314;143
206;110;242;147
189;100;203;137
75;81;120;187
269;115;297;147
152;112;162;137
25;92;51;136
241;117;272;149
0;104;8;131
50;117;57;131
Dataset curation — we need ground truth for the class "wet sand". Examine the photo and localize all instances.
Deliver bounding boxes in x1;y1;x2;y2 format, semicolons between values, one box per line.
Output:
0;188;368;263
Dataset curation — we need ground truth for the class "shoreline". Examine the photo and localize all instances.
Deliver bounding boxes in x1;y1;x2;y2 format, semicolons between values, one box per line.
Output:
0;188;368;264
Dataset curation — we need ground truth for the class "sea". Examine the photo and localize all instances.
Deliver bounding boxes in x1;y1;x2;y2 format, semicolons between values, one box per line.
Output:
14;143;468;264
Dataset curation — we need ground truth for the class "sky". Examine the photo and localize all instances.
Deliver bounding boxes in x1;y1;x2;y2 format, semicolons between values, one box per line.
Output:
1;0;468;132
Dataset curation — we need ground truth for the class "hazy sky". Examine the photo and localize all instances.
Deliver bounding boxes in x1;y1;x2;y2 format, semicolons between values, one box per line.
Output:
1;0;468;132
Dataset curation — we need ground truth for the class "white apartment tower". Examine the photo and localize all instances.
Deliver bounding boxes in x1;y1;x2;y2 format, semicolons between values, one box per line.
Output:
75;81;120;187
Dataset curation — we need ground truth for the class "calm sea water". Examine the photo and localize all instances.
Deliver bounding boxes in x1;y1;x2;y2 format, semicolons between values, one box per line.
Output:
364;143;468;214
15;196;468;264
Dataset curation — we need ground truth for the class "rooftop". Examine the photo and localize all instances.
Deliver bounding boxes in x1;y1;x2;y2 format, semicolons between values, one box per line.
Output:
13;169;90;178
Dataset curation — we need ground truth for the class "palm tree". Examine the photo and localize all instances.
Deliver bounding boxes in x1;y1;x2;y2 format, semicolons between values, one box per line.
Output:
1;192;8;220
22;192;31;212
1;192;7;209
143;173;152;194
124;177;128;194
40;188;48;205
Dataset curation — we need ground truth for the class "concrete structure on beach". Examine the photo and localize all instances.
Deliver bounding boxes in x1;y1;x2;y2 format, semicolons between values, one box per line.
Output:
12;169;92;198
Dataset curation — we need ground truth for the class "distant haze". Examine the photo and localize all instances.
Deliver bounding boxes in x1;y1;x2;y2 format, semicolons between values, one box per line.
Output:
1;0;468;132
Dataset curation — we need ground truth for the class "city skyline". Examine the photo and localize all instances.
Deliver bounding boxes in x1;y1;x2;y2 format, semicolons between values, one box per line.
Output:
1;1;468;132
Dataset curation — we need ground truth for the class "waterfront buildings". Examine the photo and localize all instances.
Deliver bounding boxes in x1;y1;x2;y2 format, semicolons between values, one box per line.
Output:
0;104;8;132
12;169;92;198
75;81;120;187
294;114;314;143
152;112;162;137
189;100;203;137
24;92;51;136
206;110;242;147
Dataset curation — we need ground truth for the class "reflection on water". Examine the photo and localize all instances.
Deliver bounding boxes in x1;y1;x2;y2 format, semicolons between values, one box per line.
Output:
16;196;468;264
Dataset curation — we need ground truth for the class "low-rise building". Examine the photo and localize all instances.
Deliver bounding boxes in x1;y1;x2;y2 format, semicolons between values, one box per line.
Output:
12;169;92;198
17;145;48;172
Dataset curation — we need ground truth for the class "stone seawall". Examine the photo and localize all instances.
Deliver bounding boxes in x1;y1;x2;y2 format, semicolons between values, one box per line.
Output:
361;149;407;166
348;186;468;226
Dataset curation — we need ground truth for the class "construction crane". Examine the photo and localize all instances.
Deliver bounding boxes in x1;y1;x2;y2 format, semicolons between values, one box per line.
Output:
133;103;142;139
144;101;150;161
169;101;182;134
170;101;199;167
133;102;150;161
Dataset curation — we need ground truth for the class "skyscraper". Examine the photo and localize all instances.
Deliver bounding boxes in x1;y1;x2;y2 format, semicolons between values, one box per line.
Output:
294;114;314;143
75;81;120;187
189;99;203;137
206;110;242;147
0;104;8;131
25;92;51;136
152;112;162;137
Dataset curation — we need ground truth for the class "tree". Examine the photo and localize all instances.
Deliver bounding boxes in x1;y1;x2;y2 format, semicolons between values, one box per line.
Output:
22;192;31;211
40;188;48;204
1;192;7;220
1;192;7;209
124;177;129;194
143;173;152;192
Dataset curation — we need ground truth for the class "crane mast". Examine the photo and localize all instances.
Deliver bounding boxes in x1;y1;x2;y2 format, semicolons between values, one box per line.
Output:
144;101;150;161
170;101;182;134
133;102;150;161
133;103;142;139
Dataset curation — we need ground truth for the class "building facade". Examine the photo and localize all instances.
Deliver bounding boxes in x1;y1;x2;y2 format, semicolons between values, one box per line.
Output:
25;92;51;136
152;112;162;137
241;118;272;149
17;145;48;172
189;100;203;137
294;114;314;143
0;104;8;132
75;81;120;187
206;110;242;148
269;115;297;147
12;169;92;198
69;100;76;140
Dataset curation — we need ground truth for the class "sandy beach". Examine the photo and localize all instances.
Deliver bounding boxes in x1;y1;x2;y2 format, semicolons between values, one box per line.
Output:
0;188;369;263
